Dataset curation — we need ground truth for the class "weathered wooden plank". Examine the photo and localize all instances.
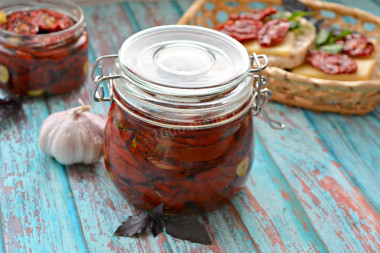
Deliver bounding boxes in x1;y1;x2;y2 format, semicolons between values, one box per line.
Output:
0;211;5;253
174;0;194;15
166;205;259;253
232;134;328;252
255;103;380;252
82;3;136;57
304;111;380;211
124;0;181;28
0;96;88;252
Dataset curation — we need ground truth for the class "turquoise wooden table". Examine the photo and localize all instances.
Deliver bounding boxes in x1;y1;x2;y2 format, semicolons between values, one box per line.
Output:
1;0;380;252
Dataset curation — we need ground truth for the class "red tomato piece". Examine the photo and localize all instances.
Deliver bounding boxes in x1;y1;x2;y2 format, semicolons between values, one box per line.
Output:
1;9;74;35
29;9;74;33
2;11;39;34
216;19;263;42
258;18;290;47
230;7;278;21
307;50;357;74
336;33;374;57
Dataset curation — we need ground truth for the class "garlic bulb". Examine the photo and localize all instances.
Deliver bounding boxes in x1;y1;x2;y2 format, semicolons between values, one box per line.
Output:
39;104;106;165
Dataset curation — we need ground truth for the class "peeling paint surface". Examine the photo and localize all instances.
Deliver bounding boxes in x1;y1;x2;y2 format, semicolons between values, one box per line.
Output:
0;0;380;252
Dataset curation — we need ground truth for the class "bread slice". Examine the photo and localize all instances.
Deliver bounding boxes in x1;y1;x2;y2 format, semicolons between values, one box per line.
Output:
243;18;316;69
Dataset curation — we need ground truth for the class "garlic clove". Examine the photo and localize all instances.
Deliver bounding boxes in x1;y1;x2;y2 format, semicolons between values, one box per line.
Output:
39;104;106;165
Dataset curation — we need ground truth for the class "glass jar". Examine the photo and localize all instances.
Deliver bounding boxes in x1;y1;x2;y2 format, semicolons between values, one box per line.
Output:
0;0;89;96
92;25;277;214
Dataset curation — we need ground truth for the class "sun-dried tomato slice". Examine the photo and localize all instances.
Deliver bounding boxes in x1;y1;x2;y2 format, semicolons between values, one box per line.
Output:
216;19;263;42
1;11;39;34
307;50;357;74
230;7;278;21
29;9;74;33
336;33;374;57
258;18;290;47
0;9;74;35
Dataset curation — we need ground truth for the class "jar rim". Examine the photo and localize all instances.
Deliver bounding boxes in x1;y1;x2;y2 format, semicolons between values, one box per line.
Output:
0;0;85;46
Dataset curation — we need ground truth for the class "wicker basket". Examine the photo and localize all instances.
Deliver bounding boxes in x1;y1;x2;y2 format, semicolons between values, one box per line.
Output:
177;0;380;115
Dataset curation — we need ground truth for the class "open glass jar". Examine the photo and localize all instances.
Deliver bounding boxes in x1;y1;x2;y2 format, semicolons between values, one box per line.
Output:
92;25;280;214
0;0;89;96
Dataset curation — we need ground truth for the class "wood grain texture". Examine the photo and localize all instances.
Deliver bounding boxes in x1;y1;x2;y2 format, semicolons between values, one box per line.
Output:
304;111;380;211
255;103;380;252
232;134;328;253
0;96;88;252
0;0;380;252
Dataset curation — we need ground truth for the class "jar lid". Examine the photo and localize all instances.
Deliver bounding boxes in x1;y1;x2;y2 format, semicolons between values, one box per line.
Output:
118;25;250;90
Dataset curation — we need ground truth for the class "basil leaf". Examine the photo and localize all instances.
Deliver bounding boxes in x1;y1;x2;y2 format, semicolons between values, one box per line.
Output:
152;219;164;237
165;216;212;245
0;97;22;124
152;203;164;219
319;44;344;54
114;212;152;237
288;11;314;21
289;20;300;30
316;29;332;46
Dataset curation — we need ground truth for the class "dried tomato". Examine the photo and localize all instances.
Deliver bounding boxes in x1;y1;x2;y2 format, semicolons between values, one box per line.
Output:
258;18;290;47
1;9;74;34
1;11;39;34
307;50;357;74
230;7;278;21
216;19;263;42
0;8;88;95
336;33;374;57
29;9;74;33
104;94;254;213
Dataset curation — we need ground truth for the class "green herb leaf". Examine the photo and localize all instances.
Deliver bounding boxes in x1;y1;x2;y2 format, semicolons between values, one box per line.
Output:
270;11;289;20
319;44;344;54
288;11;314;21
289;20;300;30
316;29;332;46
332;28;352;43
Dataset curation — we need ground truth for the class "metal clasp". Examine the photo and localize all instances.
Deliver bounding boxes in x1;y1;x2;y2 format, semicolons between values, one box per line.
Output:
91;54;121;102
250;53;284;130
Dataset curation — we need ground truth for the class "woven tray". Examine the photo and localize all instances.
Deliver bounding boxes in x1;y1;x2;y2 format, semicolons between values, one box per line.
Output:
177;0;380;115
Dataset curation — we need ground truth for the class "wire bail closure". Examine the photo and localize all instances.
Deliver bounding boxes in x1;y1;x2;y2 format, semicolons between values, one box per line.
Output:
250;53;284;130
91;54;121;102
91;53;284;130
